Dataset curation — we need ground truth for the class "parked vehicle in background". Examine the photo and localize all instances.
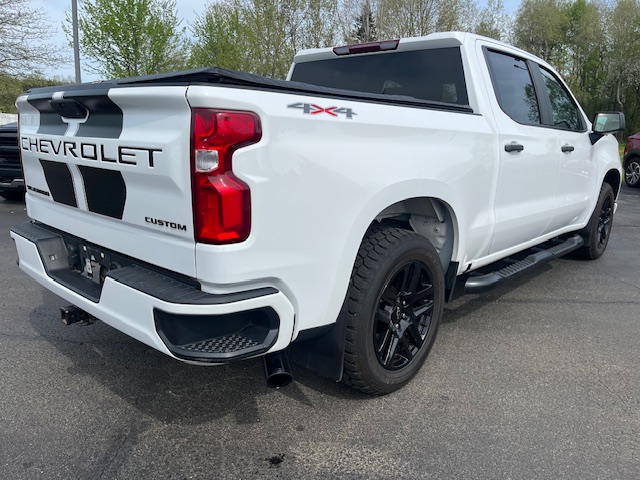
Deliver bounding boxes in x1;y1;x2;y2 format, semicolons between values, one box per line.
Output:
623;132;640;188
0;122;24;200
10;33;624;395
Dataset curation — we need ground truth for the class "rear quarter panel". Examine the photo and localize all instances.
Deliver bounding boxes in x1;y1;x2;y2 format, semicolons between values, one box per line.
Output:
187;85;495;336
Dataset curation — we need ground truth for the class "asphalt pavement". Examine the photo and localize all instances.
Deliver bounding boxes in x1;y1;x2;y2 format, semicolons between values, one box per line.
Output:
0;186;638;479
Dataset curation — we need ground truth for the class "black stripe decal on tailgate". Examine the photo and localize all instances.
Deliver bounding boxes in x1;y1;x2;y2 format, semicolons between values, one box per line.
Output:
40;160;78;207
26;90;124;139
78;165;126;219
28;97;67;136
68;92;124;139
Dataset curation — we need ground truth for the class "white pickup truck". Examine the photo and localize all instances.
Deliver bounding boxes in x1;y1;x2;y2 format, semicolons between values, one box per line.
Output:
11;32;623;395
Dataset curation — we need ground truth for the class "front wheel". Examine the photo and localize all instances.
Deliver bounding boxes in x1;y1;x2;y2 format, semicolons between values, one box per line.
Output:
342;225;444;395
574;183;615;260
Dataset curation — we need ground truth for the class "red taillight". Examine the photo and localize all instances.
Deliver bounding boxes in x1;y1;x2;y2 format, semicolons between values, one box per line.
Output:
191;109;261;244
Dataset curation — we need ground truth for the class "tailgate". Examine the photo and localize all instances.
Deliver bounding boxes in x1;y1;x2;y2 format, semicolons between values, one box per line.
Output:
16;85;196;277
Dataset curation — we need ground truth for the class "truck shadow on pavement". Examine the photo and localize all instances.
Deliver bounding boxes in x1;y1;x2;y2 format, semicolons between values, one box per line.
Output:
443;263;554;324
27;290;362;425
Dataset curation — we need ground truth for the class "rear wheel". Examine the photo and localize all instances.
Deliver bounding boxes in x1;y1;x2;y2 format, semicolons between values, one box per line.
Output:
574;183;615;260
624;157;640;188
342;225;444;395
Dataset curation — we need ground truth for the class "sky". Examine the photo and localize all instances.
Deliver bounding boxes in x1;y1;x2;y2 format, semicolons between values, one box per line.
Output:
28;0;521;82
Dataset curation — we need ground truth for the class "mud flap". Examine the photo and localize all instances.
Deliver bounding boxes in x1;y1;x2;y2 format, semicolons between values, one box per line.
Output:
289;299;347;382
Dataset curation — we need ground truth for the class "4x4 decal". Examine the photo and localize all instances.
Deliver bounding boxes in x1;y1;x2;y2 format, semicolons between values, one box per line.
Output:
288;102;357;119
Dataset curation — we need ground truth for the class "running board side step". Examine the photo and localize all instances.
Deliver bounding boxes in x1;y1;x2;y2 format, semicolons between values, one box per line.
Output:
464;235;584;294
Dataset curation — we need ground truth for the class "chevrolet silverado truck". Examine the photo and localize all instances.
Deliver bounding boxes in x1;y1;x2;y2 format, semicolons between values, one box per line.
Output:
11;33;623;395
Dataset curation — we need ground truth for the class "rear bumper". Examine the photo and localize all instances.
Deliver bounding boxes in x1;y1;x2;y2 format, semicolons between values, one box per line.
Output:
10;221;295;364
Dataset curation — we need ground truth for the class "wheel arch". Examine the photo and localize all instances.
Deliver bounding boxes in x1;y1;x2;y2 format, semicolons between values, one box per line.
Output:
603;168;621;198
373;197;459;274
623;149;640;163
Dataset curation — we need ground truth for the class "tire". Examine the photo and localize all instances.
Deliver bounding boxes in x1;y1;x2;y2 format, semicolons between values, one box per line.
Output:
0;191;24;201
574;183;615;260
624;157;640;188
342;225;445;395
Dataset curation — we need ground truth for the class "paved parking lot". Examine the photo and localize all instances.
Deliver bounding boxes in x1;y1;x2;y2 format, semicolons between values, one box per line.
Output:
1;186;639;479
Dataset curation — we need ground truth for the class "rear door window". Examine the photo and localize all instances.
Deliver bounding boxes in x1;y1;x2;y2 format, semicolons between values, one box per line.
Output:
485;50;541;125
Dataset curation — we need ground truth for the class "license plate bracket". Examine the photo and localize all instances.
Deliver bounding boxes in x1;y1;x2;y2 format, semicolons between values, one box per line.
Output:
80;245;113;284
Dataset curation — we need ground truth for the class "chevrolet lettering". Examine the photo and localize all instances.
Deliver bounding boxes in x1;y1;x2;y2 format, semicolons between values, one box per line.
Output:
21;136;161;167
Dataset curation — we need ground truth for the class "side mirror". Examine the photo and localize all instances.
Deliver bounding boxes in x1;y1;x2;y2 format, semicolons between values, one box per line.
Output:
593;112;625;134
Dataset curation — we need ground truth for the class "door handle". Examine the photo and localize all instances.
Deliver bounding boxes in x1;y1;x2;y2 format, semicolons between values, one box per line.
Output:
561;145;575;153
504;143;524;152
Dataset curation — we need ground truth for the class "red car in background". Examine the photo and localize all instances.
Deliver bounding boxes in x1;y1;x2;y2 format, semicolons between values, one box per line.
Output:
623;132;640;188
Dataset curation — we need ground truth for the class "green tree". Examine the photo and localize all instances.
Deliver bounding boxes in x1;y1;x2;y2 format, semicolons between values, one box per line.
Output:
189;1;249;72
0;0;62;76
375;0;474;39
436;0;476;32
512;0;570;69
604;0;640;133
376;0;438;38
190;0;338;79
0;75;65;113
351;1;377;42
563;0;607;119
301;0;339;49
70;0;188;79
242;0;297;78
189;0;294;78
474;0;509;40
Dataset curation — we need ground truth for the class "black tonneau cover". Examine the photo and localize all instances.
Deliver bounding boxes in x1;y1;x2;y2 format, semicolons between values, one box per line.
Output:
25;67;473;114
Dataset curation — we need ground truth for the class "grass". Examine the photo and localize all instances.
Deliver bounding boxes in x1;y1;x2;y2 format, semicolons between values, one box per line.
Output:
619;143;624;163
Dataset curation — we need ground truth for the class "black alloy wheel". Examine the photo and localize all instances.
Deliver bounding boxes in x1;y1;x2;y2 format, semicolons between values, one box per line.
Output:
574;182;615;260
374;260;435;371
342;225;444;395
596;193;613;250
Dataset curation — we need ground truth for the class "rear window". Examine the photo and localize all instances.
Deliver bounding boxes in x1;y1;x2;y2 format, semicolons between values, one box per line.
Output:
290;47;469;106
